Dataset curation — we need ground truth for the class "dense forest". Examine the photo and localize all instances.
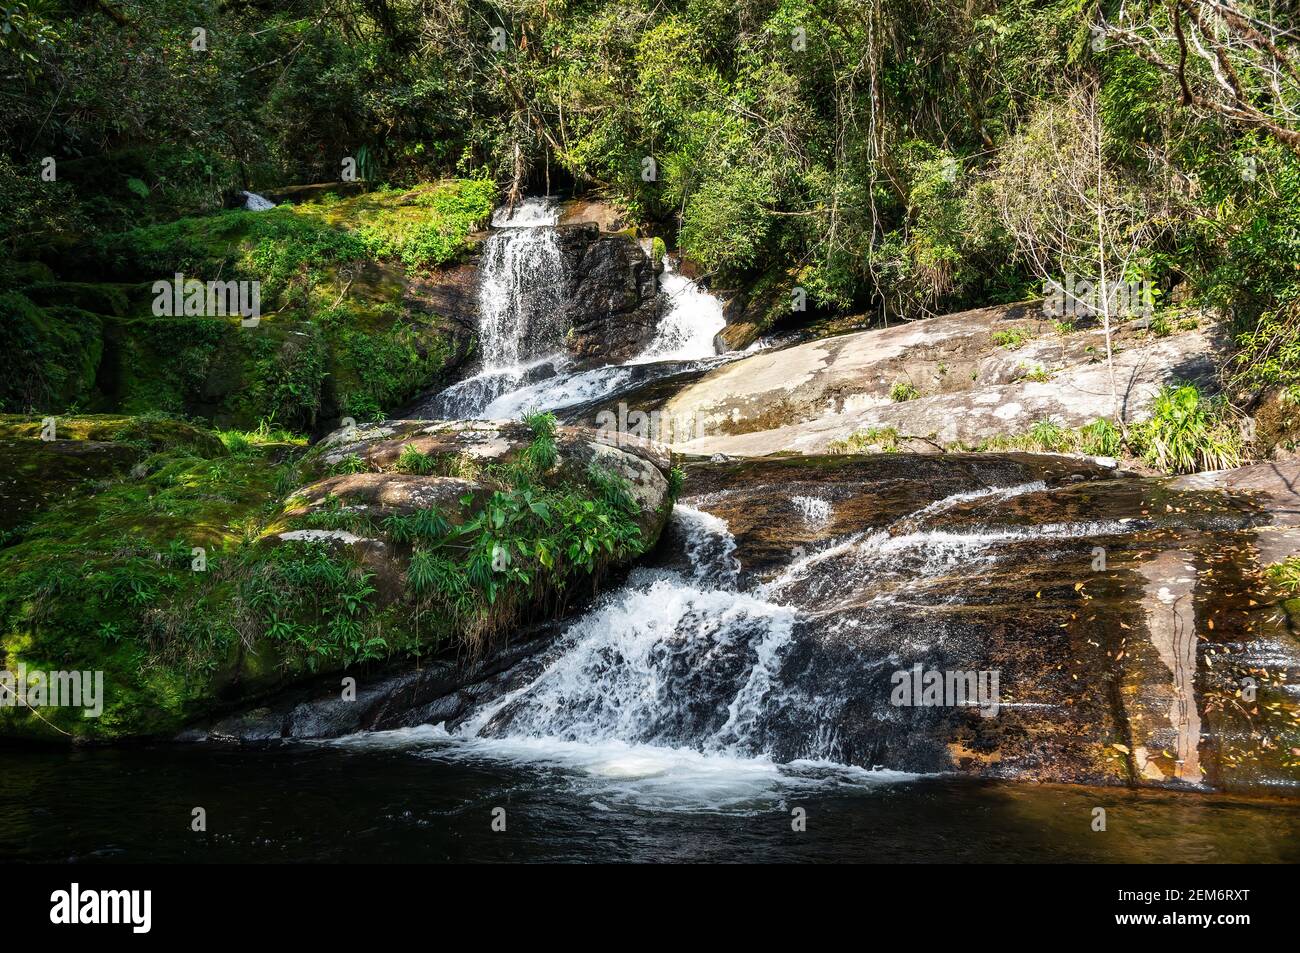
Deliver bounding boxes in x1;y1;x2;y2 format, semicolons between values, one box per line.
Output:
4;1;1298;358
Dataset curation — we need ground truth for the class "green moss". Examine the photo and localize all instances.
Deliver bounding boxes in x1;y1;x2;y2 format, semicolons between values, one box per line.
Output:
0;411;662;741
0;439;297;739
0;293;103;413
0;413;227;456
24;281;131;316
70;179;488;429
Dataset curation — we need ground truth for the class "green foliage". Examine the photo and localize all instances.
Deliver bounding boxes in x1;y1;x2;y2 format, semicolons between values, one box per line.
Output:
396;443;440;475
890;381;921;402
522;411;559;473
245;542;384;668
667;465;685;502
384;425;649;653
992;327;1033;349
0;292;101;412
1020;364;1052;383
1266;556;1300;594
981;417;1122;457
1129;383;1247;474
829;426;902;454
327;453;369;476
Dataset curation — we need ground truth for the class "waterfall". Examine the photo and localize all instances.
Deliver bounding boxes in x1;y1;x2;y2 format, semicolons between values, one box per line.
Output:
328;480;1160;808
240;191;275;211
414;197;734;422
630;258;725;364
434;486;1141;765
476;197;566;370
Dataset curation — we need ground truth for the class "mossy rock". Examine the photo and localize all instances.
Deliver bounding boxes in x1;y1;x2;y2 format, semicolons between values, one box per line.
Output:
24;281;131;317
0;438;140;532
715;266;798;350
0;414;229;532
0;442;304;740
0;293;103;413
55;179;492;429
0;413;227;457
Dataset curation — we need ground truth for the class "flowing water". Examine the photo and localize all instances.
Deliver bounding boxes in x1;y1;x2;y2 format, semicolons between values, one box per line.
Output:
7;481;1299;862
8;198;1296;863
412;197;734;421
374;202;1300;853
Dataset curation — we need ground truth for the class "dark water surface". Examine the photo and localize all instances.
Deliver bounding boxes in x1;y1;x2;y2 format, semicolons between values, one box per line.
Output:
2;742;1296;863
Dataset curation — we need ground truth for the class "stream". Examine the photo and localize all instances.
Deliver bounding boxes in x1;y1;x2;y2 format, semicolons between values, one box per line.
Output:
7;198;1298;863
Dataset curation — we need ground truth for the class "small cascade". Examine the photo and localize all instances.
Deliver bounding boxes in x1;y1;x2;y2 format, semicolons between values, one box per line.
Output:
240;190;276;211
413;197;736;423
476;197;566;370
630;258;725;364
421;478;1154;786
461;505;792;756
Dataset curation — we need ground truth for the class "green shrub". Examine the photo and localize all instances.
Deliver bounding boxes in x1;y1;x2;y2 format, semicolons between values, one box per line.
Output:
396;443;439;475
992;327;1033;349
1266;556;1300;593
890;381;921;402
829;426;902;454
1129;384;1246;474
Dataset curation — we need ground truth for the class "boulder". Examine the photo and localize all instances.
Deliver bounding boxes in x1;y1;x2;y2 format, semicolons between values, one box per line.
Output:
0;414;228;531
556;225;664;364
306;418;672;538
659;302;1221;455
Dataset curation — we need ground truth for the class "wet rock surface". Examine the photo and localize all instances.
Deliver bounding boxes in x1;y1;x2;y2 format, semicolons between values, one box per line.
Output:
329;453;1300;796
666;454;1299;793
179;636;553;742
180;427;1298;795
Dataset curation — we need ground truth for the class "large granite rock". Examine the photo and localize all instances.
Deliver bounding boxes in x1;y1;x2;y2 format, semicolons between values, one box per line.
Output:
658;302;1221;454
307;418;672;537
661;454;1300;794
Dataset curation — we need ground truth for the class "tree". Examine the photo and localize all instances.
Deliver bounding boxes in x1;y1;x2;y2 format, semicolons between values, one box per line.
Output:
1104;0;1300;155
988;83;1174;427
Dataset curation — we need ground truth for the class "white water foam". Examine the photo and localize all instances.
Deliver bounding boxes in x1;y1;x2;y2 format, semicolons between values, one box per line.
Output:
478;198;566;369
240;190;275;211
631;258;726;364
791;495;832;527
492;198;560;228
481;364;634;420
334;493;1130;808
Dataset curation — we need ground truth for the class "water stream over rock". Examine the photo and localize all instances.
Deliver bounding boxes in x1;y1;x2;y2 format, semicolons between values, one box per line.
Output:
375;200;1300;806
413;198;734;422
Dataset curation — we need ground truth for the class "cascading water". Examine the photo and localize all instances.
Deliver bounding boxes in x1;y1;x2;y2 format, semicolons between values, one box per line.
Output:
240;190;276;211
477;198;566;369
414;198;736;422
341;478;1148;809
629;257;727;364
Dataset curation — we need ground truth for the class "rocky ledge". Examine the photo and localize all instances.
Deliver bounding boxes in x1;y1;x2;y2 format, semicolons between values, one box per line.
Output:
659;301;1220;455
